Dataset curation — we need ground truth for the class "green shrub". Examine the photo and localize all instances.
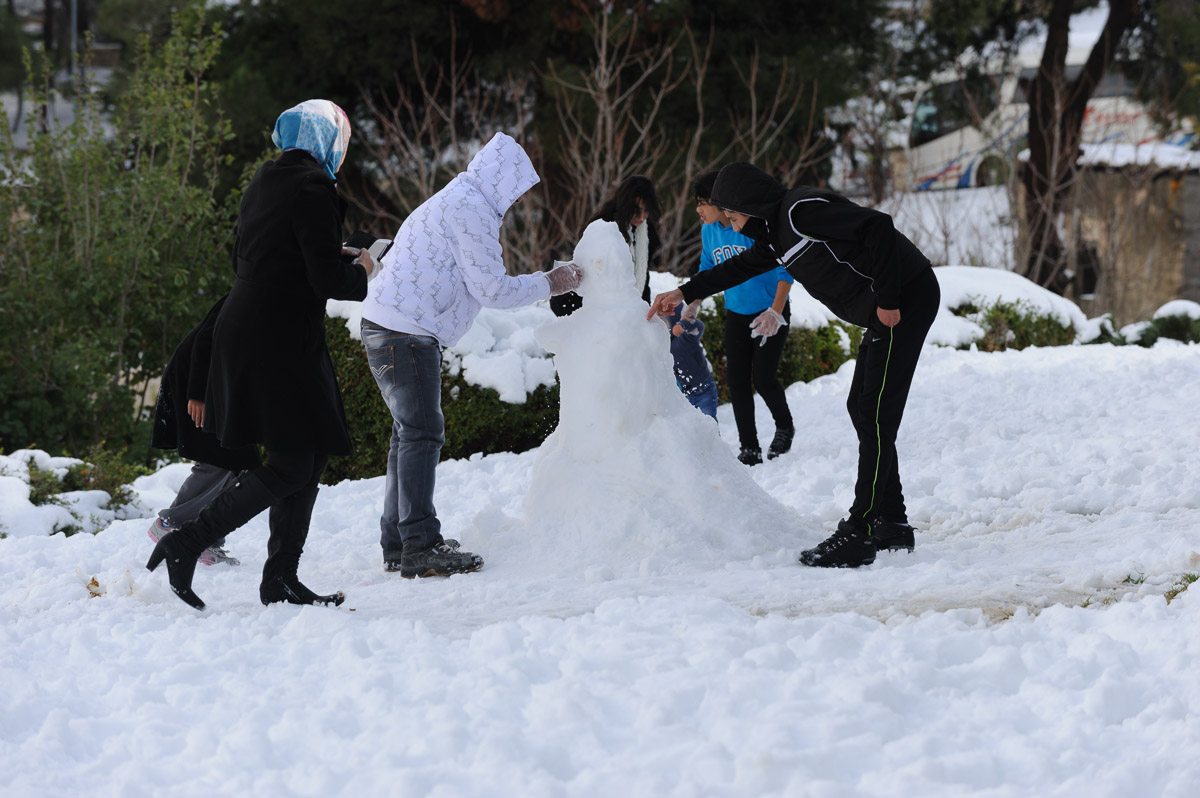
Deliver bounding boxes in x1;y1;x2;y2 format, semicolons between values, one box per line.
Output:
1083;313;1125;346
20;447;146;535
950;299;1076;351
0;5;234;459
698;296;861;403
24;458;67;508
1136;314;1200;347
323;317;561;484
60;443;151;513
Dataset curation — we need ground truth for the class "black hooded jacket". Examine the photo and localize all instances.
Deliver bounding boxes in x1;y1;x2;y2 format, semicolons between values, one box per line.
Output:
680;163;932;328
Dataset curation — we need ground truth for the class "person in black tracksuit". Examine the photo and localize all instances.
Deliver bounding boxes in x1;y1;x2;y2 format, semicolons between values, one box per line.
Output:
647;162;941;568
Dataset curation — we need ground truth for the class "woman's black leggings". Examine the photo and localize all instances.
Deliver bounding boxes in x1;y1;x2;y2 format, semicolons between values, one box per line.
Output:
724;304;794;451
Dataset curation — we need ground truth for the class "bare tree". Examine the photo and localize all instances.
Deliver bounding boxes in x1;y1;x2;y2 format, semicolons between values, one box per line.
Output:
540;7;821;273
345;28;556;273
537;8;690;258
1022;0;1137;292
348;4;827;277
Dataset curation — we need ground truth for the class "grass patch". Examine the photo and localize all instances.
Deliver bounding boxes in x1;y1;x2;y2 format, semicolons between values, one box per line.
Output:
1165;573;1198;604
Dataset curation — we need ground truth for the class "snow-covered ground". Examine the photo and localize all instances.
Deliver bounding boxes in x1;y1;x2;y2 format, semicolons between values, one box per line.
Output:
3;239;1199;794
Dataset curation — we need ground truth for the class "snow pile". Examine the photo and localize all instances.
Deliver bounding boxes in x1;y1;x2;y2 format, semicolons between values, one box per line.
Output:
928;265;1091;347
1153;299;1200;320
0;449;138;538
3;335;1200;795
518;220;808;577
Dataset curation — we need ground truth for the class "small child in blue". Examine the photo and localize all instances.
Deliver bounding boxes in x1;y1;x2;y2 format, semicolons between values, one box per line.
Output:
665;301;718;420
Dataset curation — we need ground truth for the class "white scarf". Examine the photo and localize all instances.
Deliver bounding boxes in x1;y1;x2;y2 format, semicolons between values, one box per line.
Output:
630;222;649;297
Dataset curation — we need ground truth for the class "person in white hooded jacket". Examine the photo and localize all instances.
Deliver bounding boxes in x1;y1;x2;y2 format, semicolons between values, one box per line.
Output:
360;132;581;578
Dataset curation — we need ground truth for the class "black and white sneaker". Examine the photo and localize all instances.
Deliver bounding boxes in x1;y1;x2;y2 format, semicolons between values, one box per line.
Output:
869;517;915;552
398;542;483;579
738;447;763;466
799;519;876;568
384;539;460;572
767;426;794;460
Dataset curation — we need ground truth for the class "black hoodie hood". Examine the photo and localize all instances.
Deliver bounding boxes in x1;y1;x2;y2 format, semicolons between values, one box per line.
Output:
710;163;787;220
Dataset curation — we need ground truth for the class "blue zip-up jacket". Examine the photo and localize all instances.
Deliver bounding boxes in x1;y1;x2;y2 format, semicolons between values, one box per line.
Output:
698;221;793;315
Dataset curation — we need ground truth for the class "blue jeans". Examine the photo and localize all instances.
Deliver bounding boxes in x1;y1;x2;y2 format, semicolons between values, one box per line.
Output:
361;321;446;555
686;383;719;420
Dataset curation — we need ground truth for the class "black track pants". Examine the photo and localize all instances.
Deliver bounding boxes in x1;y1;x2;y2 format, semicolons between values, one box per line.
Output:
847;268;940;524
724;305;794;451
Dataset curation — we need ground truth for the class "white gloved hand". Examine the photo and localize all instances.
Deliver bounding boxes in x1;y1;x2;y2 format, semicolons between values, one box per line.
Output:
749;308;785;346
680;301;701;322
545;261;583;296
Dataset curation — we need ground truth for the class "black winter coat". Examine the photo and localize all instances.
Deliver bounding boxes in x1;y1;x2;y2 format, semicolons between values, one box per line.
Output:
151;296;261;472
204;150;368;455
682;163;932;328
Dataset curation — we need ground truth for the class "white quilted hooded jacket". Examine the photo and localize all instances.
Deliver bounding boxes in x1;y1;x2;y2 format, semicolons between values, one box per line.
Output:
361;132;550;345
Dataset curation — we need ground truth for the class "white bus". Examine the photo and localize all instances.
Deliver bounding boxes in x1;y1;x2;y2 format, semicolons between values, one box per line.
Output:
900;54;1173;191
897;4;1191;191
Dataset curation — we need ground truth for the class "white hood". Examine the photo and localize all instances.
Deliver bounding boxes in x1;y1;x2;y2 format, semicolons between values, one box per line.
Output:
361;132;550;346
462;132;540;218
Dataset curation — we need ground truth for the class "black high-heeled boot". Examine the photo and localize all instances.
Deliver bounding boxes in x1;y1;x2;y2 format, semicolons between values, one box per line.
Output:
147;471;276;610
146;532;206;610
259;575;346;607
258;486;344;607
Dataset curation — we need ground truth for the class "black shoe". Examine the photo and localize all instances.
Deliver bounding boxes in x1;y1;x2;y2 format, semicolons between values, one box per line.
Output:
398;541;483;578
384;539;460;572
260;575;345;607
738;447;763;466
146;532;206;610
799;519;876;568
869;517;915;552
767;426;794;460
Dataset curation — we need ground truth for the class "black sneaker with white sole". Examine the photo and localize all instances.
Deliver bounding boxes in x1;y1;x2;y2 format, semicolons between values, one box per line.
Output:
738;447;763;466
869;517;915;552
384;539;460;572
799;518;877;568
767;426;794;460
398;541;483;578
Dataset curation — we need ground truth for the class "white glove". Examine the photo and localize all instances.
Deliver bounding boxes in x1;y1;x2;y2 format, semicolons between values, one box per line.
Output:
545;261;583;296
680;301;700;322
749;308;785;346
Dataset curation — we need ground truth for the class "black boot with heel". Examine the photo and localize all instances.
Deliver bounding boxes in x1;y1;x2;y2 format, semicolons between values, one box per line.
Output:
146;532;207;610
259;486;345;607
146;472;276;610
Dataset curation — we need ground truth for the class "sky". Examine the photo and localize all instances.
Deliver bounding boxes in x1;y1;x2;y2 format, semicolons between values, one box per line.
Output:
1;208;1199;797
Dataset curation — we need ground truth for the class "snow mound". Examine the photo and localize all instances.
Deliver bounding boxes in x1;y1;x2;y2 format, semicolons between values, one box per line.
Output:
520;220;810;576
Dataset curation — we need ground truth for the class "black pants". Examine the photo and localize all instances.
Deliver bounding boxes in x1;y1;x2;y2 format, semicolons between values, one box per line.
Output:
179;448;329;580
847;268;940;524
725;304;794;451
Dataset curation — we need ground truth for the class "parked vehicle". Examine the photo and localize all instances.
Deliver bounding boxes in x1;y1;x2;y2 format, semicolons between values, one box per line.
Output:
894;2;1196;192
898;51;1171;191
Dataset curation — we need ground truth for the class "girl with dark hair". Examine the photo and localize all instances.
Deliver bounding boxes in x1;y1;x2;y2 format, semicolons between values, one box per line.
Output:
551;175;661;316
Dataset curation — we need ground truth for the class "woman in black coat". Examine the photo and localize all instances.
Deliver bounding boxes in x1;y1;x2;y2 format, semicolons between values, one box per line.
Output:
550;175;661;316
147;99;377;610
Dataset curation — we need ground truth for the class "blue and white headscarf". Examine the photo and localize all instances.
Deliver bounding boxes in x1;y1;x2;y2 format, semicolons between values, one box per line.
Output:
271;99;352;180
